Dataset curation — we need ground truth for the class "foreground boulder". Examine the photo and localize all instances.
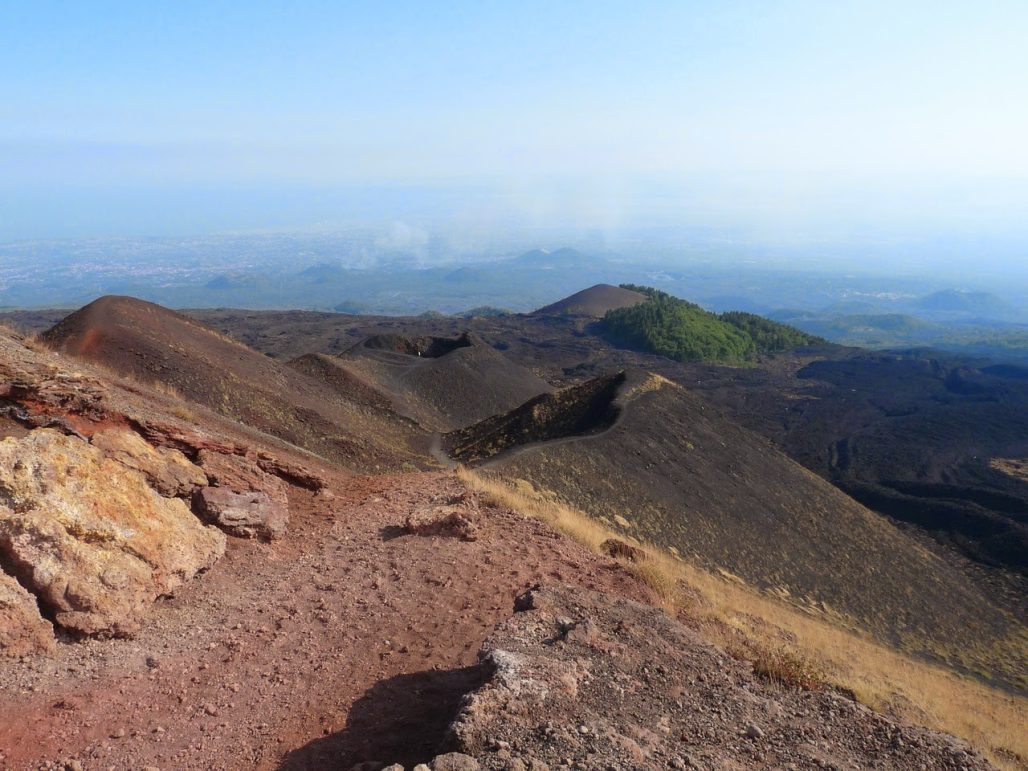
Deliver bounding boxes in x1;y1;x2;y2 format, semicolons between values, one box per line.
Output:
448;585;993;770
0;569;55;656
194;449;290;540
404;505;479;542
90;428;208;497
194;487;288;540
0;430;225;637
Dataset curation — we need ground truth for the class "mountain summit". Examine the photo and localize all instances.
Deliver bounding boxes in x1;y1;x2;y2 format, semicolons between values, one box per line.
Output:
533;283;648;317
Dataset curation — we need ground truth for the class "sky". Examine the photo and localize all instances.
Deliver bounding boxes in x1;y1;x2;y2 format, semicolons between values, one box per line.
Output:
2;1;1028;241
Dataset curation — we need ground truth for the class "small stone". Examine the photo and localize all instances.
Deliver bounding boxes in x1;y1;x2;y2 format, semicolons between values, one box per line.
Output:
404;506;478;541
110;727;126;738
745;723;764;740
564;619;598;644
578;725;590;735
413;766;431;771
382;765;405;771
600;538;645;562
65;761;83;771
432;753;481;771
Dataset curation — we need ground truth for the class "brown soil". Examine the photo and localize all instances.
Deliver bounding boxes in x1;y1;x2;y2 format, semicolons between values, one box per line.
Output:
327;333;552;431
0;472;651;770
0;306;1020;770
41;296;430;472
449;585;993;770
453;370;1023;691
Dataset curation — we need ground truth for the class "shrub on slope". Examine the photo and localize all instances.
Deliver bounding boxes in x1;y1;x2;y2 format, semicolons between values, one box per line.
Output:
602;285;823;363
602;286;755;363
719;310;826;352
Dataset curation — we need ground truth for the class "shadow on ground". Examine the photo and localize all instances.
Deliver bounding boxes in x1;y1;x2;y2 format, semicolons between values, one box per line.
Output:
279;665;486;770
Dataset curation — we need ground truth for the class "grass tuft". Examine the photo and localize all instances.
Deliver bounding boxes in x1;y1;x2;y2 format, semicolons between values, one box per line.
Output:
457;466;1027;770
748;644;828;692
23;333;50;353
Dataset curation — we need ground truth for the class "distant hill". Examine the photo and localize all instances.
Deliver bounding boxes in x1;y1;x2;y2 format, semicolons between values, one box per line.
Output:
298;262;347;284
602;286;756;363
320;331;553;430
769;309;1028;363
600;286;822;363
916;289;1009;316
533;283;647;317
769;312;934;344
719;311;827;352
457;305;513;318
446;370;1016;671
41;296;429;471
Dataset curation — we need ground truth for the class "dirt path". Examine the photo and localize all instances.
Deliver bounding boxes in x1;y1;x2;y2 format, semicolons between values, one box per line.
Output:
0;471;650;771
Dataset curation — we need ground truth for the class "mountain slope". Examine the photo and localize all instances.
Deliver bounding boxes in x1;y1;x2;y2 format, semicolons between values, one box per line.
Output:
325;332;553;431
533;283;648;317
2;305;1024;768
41;296;430;471
447;584;995;770
447;370;1023;687
601;286;824;363
917;289;1010;317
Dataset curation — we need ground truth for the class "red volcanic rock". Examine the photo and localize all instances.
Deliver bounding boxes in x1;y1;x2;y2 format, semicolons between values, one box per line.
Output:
195;449;291;539
195;487;288;541
0;430;225;637
0;567;55;657
449;585;994;770
90;428;207;497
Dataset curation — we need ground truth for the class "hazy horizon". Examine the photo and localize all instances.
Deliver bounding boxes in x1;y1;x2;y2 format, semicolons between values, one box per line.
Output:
3;1;1027;277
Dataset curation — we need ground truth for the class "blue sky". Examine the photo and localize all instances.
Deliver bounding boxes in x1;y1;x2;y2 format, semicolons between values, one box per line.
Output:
2;1;1027;239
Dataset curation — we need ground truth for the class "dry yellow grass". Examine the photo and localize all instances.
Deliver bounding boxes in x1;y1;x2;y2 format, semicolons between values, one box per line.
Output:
458;467;1028;770
991;458;1028;483
150;379;186;401
0;324;49;353
22;333;50;353
56;356;202;423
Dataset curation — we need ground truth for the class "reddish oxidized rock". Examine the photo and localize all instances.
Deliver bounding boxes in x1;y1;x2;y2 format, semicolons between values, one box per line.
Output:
0;565;55;656
0;430;225;637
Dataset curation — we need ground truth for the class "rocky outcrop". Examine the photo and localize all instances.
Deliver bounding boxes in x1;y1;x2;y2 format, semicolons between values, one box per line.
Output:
0;430;225;637
195;449;290;540
0;567;55;656
402;490;481;542
194;487;288;541
448;585;993;770
197;448;286;495
90;428;207;497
